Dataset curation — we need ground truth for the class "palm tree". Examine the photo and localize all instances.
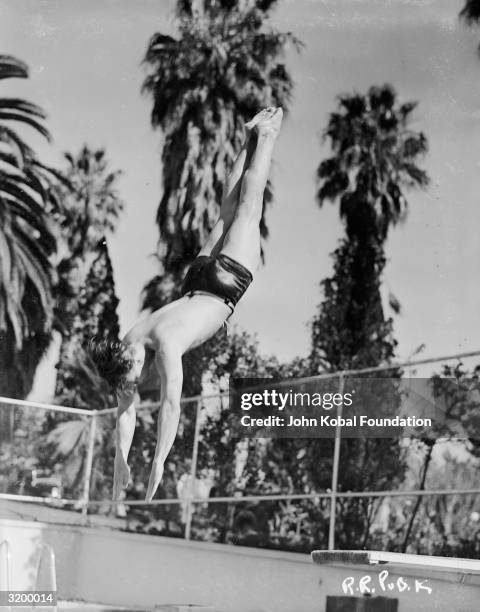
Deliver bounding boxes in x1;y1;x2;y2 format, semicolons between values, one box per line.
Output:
142;0;299;309
311;85;429;371
0;54;59;398
308;86;429;549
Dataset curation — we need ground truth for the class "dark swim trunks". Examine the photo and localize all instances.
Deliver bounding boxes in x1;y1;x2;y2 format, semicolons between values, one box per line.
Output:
180;253;253;313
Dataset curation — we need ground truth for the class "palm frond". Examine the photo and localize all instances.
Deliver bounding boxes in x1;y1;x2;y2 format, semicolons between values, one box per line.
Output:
0;230;13;292
0;55;56;361
0;55;28;80
15;239;55;320
0;98;48;120
0;148;22;170
0;111;51;141
0;125;34;159
460;0;480;24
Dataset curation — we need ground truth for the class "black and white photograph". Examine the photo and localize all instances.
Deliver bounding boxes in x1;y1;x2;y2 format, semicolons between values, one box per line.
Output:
1;1;480;611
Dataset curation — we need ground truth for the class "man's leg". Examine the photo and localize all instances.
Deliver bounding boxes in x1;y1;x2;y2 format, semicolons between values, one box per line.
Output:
197;109;273;258
220;107;283;273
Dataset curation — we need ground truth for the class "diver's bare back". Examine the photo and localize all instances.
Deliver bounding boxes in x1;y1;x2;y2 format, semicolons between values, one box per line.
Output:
123;293;231;357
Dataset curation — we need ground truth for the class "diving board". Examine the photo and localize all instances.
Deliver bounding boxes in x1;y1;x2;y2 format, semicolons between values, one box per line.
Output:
311;550;480;574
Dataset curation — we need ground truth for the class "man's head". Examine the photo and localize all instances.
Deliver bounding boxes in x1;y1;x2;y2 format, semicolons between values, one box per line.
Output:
88;338;137;392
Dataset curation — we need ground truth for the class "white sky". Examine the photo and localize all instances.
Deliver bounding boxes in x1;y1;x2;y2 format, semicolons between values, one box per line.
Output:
1;0;480;400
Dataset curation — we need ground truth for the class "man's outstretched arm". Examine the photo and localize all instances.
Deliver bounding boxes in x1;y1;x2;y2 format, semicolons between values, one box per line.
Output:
113;388;137;500
145;349;183;502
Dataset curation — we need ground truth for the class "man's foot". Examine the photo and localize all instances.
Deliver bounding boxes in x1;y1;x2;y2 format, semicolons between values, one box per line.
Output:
244;107;277;131
221;110;272;211
254;107;283;139
113;454;130;500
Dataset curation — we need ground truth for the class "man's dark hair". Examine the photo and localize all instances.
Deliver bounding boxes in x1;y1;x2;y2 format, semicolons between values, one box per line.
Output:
88;337;134;391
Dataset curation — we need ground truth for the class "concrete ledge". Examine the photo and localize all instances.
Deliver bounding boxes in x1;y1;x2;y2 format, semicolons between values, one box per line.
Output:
0;518;318;612
1;518;311;565
3;518;480;612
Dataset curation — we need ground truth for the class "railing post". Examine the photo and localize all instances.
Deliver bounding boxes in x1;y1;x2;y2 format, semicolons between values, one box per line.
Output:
328;372;345;550
81;413;97;521
185;398;201;541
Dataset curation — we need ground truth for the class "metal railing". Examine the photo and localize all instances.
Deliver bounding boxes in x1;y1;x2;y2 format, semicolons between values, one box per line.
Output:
1;348;480;550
